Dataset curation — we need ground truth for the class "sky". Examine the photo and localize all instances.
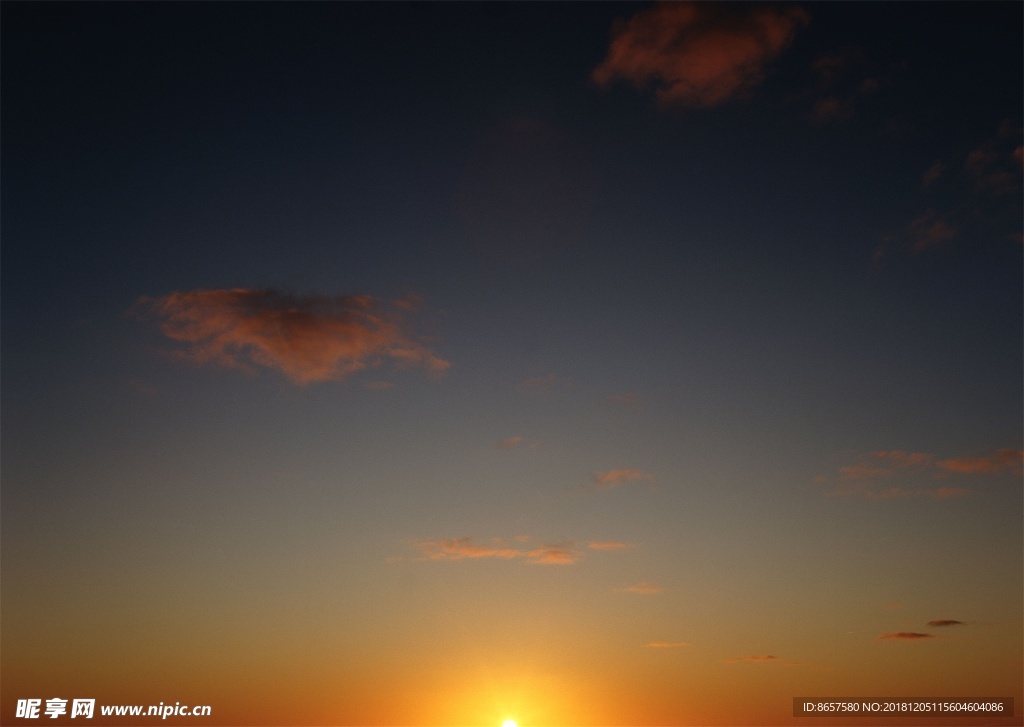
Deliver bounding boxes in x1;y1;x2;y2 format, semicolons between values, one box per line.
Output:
1;3;1022;726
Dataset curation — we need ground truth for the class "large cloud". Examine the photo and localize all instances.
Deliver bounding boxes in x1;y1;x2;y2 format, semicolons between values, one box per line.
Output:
135;288;449;384
592;2;808;107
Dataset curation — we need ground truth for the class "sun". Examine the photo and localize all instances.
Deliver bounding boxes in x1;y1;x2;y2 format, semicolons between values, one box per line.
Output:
501;721;517;727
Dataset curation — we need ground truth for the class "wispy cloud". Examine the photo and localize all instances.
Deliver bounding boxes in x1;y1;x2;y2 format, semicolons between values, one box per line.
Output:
724;654;781;664
808;46;885;125
592;468;655;490
645;641;690;648
821;447;1021;499
879;632;935;641
592;2;808;107
587;541;632;551
135;289;449;385
926;619;965;627
936;449;1022;475
413;537;581;565
616;582;661;595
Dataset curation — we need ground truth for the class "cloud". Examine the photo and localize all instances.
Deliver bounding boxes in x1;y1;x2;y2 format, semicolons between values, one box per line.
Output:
807;46;884;125
592;2;808;107
616;582;662;594
587;541;632;551
363;380;395;391
413;538;580;565
922;161;945;188
416;538;524;562
646;641;690;648
135;289;449;385
822;447;1019;498
724;654;781;663
879;632;935;641
526;544;579;565
926;619;965;627
592;468;655;490
909;210;956;253
936;449;1023;475
494;436;526;450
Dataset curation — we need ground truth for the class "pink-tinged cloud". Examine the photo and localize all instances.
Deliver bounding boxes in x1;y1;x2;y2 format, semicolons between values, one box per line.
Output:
363;380;395;391
936;449;1023;475
879;632;935;641
909;210;956;253
526;545;579;565
646;641;690;648
608;392;639;405
592;2;809;107
724;654;781;663
588;541;632;551
616;582;662;594
926;619;965;627
519;373;567;392
135;289;449;385
592;468;655;490
494;436;525;450
838;464;892;481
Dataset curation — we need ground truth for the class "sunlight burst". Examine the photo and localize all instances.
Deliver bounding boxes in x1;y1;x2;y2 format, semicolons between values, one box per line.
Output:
501;721;517;727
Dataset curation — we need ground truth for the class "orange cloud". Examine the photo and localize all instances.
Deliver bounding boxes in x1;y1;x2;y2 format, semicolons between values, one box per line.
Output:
645;641;690;648
936;449;1023;475
414;538;580;565
526;545;579;565
592;468;654;490
592;2;808;107
587;541;632;551
417;538;523;561
926;619;965;627
616;582;661;595
135;288;449;385
724;655;781;663
879;632;935;641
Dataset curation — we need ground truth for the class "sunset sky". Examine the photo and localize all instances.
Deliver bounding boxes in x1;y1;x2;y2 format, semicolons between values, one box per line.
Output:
2;3;1022;726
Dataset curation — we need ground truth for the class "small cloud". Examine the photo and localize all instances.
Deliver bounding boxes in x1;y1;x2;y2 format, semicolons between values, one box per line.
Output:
926;619;965;627
588;541;632;551
527;544;579;565
616;582;661;595
879;632;935;641
413;537;581;565
922;160;945;188
909;210;956;253
416;538;523;562
592;468;655;490
134;288;449;385
592;2;809;107
883;601;904;610
724;655;781;664
494;436;526;450
645;641;690;648
936;449;1022;475
871;450;933;466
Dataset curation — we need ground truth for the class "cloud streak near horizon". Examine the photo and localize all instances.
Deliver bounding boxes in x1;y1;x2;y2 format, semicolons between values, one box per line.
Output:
135;288;449;385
